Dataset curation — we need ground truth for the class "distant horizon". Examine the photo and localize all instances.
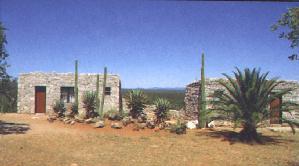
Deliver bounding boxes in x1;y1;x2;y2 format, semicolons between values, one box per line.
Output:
1;0;299;88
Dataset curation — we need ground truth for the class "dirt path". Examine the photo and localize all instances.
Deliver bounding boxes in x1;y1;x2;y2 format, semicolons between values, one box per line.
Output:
1;113;299;166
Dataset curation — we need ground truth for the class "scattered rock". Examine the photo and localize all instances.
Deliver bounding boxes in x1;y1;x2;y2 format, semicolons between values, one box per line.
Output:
137;123;147;130
111;123;122;129
85;118;93;124
158;123;167;130
165;120;176;127
74;116;84;123
122;117;131;126
94;121;105;128
146;120;155;129
187;120;198;129
64;120;71;124
70;121;76;125
137;114;147;123
154;127;160;132
207;120;233;128
63;118;70;122
47;115;57;122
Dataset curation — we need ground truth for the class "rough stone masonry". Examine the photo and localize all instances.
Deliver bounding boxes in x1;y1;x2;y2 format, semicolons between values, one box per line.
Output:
184;78;299;121
17;72;121;114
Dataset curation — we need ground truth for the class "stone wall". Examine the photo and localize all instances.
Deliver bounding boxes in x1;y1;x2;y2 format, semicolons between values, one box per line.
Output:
17;72;121;114
184;78;299;119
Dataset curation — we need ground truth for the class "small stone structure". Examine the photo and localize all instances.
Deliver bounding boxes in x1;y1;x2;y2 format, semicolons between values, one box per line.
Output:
184;78;299;120
17;72;121;114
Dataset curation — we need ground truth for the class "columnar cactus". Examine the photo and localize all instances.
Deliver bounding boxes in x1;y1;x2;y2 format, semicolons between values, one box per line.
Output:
96;74;100;115
198;53;207;128
74;60;79;110
99;67;107;118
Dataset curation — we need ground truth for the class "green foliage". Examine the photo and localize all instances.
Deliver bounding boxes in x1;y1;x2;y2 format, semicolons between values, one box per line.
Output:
272;7;299;56
0;78;17;113
123;89;185;110
100;67;107;118
154;98;170;124
74;60;79;110
53;100;66;117
82;91;97;119
126;90;147;119
170;120;187;135
199;52;207;128
0;22;9;79
213;67;296;142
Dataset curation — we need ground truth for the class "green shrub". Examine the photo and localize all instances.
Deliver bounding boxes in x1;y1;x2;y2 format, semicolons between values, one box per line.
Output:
126;90;147;119
82;91;97;119
154;98;170;124
170;120;187;135
53;100;66;117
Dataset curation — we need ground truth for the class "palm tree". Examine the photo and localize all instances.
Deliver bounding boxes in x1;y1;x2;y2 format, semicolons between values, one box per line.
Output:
213;68;298;142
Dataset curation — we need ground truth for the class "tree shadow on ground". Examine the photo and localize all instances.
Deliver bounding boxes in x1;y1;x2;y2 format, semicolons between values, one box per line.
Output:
0;120;30;135
195;129;294;145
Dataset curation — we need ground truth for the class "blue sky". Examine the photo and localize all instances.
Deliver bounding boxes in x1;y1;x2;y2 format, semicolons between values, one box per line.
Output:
1;0;299;88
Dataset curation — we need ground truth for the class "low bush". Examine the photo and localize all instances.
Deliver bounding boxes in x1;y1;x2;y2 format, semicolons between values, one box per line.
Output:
170;120;187;135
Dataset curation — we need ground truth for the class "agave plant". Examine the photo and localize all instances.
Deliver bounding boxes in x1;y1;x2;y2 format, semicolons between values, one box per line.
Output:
126;90;146;119
213;68;298;142
53;100;66;117
82;91;97;119
154;98;171;124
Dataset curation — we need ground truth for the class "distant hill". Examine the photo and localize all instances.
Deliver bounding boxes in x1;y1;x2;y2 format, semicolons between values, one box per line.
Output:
122;88;185;110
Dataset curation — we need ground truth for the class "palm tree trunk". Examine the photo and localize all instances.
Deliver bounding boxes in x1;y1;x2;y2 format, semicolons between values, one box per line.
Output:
240;122;259;142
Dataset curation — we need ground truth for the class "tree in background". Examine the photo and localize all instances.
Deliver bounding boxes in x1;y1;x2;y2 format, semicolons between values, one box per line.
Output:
0;22;9;79
0;22;17;113
272;7;299;60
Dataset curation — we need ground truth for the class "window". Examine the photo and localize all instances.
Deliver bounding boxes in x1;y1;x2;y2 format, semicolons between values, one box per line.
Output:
60;87;74;103
105;87;111;95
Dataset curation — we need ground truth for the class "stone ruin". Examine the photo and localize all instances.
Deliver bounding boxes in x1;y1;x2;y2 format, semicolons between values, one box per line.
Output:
18;72;122;114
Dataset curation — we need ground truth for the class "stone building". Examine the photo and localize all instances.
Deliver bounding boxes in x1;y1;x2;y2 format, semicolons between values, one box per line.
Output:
17;72;121;114
184;78;299;123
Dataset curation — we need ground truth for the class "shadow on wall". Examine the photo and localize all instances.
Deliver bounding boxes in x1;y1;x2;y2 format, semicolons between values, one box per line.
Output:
0;120;30;135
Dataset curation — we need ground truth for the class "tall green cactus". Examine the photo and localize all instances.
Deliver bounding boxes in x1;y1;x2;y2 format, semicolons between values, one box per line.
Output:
99;67;107;118
198;53;206;128
96;74;100;115
74;60;79;110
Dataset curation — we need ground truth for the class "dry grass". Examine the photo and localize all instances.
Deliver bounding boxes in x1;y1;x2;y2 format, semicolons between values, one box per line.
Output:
0;113;299;166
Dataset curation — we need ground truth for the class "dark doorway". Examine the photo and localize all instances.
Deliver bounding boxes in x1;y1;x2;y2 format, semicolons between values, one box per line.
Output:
35;86;46;113
270;96;282;124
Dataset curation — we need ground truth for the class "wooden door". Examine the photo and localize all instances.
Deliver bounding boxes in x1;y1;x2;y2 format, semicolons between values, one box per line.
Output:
35;86;46;113
270;97;282;124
